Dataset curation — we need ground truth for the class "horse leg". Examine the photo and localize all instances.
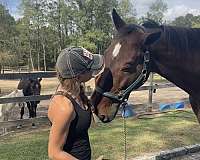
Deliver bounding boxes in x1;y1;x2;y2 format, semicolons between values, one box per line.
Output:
189;95;200;123
30;102;37;127
17;103;25;129
27;102;33;118
20;104;24;119
34;104;37;118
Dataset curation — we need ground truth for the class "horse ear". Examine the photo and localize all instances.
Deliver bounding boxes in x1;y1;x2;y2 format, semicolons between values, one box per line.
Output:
143;31;161;46
112;8;126;31
38;78;42;82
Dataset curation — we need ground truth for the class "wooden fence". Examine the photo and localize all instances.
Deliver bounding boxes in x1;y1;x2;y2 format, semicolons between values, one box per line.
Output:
0;71;56;80
0;72;189;133
1;66;30;73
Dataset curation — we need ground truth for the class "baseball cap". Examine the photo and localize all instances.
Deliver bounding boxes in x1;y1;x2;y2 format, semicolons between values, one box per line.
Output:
56;47;104;78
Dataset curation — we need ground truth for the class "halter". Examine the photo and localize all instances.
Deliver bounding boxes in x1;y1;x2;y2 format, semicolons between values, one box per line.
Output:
95;49;150;104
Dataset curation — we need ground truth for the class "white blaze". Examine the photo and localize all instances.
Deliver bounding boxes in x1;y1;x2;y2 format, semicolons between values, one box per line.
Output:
112;43;121;58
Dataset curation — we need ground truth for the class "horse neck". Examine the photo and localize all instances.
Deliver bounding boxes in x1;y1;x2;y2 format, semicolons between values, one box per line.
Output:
150;26;200;95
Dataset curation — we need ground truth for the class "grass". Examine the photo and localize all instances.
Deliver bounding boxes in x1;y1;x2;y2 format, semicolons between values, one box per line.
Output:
1;110;200;160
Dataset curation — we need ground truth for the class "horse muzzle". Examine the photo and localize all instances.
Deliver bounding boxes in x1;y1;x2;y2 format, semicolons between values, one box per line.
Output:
97;103;120;123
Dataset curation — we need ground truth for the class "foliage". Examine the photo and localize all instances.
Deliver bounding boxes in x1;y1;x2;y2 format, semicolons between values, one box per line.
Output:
1;0;200;70
171;14;200;28
1;0;132;70
145;0;168;24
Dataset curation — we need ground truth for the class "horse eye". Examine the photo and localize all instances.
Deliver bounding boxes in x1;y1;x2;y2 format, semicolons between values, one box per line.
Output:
121;67;132;73
121;63;136;73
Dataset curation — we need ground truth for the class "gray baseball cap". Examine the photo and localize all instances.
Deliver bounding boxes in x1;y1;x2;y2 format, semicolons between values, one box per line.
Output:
56;47;104;78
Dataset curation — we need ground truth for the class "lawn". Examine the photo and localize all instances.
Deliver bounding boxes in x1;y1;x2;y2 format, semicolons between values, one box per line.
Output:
0;110;200;160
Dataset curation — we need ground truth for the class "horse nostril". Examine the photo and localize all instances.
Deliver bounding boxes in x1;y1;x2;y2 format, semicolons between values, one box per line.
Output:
103;117;110;123
99;115;105;120
99;115;111;123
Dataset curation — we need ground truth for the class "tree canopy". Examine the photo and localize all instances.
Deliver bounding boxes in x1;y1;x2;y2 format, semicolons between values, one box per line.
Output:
0;0;200;71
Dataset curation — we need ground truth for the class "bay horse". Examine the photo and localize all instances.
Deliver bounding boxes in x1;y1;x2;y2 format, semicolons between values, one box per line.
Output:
17;78;42;125
91;9;200;123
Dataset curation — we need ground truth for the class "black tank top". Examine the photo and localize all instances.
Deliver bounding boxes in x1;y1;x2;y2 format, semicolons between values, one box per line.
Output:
55;91;92;160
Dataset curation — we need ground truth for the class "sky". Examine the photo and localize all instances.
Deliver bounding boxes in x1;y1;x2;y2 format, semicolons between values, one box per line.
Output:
134;0;200;21
0;0;200;21
0;0;21;19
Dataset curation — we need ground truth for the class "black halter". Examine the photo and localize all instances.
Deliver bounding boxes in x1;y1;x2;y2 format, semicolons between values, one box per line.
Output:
95;50;150;104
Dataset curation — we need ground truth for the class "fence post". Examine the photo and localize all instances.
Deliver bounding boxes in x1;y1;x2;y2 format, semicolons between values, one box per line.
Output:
147;72;154;112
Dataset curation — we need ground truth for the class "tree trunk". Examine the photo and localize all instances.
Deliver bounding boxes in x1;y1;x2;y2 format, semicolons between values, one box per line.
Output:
42;43;47;72
58;0;63;50
36;0;40;71
29;48;34;71
37;26;40;71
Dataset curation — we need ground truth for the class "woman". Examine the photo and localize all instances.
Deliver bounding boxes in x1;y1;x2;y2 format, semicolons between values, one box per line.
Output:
48;47;104;160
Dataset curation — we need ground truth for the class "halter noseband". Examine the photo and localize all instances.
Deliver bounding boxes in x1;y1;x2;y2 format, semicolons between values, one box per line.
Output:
95;49;150;104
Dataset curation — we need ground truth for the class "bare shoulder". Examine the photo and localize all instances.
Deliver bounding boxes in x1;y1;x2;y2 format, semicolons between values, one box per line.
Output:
48;95;74;123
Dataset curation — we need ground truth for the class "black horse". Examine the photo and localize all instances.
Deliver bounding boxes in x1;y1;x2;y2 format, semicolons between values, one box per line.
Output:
91;9;200;123
17;78;42;123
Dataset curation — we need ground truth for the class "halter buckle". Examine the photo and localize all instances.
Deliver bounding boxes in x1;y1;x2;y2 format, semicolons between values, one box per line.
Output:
144;50;150;63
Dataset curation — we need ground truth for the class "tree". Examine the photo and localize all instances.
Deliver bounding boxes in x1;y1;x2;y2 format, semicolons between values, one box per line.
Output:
171;14;195;27
118;0;137;24
171;14;200;28
66;0;119;54
0;0;140;71
0;4;19;70
0;4;16;52
145;0;168;24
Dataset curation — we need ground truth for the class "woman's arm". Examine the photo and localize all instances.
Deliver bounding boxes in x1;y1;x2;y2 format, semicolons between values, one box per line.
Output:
48;95;78;160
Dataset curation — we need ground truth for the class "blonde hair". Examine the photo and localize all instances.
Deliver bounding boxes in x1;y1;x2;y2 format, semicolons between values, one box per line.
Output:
57;71;93;111
57;72;80;97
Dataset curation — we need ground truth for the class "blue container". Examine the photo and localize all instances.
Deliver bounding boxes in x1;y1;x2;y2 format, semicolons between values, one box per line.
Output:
159;104;171;111
174;102;184;109
121;104;137;118
159;102;185;111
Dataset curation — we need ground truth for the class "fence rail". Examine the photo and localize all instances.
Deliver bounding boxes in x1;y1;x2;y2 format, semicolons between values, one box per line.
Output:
0;83;177;104
0;71;56;80
0;95;52;104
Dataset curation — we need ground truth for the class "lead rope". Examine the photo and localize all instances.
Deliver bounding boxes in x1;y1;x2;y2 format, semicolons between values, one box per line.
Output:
123;115;127;160
122;103;127;160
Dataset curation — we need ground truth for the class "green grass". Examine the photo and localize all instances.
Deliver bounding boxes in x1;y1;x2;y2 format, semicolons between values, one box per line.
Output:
1;110;200;160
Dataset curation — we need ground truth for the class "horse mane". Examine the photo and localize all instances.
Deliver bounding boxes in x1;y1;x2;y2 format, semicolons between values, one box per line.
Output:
142;19;200;55
162;26;200;55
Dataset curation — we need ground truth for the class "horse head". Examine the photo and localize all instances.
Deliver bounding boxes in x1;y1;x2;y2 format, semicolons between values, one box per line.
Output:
18;78;42;104
91;9;162;123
